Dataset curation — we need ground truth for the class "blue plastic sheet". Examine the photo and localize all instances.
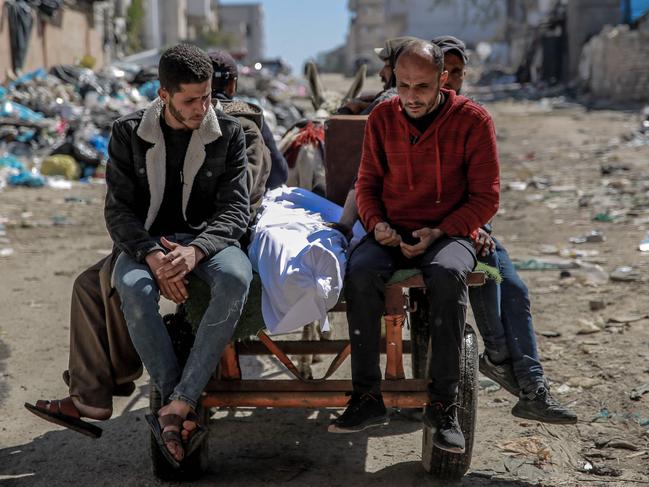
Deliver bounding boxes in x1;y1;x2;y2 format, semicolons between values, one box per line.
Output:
138;80;160;101
0;100;44;122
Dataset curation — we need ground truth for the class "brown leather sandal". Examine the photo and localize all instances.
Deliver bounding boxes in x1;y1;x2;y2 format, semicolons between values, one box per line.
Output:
24;397;102;438
145;413;185;468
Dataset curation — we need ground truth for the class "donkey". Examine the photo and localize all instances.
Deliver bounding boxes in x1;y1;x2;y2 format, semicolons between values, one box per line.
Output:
279;62;366;196
278;62;366;378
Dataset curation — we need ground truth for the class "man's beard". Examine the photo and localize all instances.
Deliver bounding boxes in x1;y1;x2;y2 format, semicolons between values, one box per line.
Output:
167;99;200;129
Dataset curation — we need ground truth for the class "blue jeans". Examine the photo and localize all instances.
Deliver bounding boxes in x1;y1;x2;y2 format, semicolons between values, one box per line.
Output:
113;237;252;409
469;237;544;392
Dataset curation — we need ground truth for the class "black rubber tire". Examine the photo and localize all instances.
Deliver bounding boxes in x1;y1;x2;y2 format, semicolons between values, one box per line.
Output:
421;324;479;479
149;384;210;481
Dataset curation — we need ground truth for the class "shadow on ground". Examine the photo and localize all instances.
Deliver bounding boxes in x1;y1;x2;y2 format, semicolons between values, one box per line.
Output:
2;392;544;487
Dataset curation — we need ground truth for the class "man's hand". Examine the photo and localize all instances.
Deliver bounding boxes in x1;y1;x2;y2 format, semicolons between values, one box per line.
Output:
157;237;205;283
374;222;402;247
400;227;444;259
474;228;495;257
145;250;188;304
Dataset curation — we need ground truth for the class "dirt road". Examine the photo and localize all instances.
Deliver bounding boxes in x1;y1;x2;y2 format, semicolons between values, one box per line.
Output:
1;90;649;486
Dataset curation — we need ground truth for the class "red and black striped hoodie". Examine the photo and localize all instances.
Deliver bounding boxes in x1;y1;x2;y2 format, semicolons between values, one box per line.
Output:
355;89;500;238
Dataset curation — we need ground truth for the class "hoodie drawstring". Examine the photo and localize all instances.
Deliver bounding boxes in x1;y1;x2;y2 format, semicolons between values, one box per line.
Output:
434;129;442;204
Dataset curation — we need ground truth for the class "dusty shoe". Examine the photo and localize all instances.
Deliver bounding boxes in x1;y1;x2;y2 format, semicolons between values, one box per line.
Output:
479;353;519;397
328;393;389;433
424;401;466;454
511;386;578;424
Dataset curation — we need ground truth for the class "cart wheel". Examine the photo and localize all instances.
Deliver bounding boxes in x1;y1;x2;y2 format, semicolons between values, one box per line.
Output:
149;384;210;480
421;324;479;479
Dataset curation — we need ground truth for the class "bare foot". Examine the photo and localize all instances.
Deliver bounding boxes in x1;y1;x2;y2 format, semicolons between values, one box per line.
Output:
158;400;192;462
70;397;112;421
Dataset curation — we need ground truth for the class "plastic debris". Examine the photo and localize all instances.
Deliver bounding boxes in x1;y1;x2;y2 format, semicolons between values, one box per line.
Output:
577;319;603;335
41;155;80;180
0;248;14;257
569;230;605;244
513;258;578;271
639;232;649;252
479;378;501;393
630;382;649;401
610;266;639;282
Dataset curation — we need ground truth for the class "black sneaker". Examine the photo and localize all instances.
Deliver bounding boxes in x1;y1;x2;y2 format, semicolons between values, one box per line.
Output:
511;386;578;424
328;393;389;433
423;401;466;454
479;353;520;397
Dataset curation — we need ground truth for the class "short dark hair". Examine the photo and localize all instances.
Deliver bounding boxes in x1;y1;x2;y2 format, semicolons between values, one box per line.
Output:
158;44;213;94
396;40;444;73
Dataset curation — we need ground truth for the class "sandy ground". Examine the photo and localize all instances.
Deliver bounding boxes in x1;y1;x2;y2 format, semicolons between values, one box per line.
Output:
1;78;649;486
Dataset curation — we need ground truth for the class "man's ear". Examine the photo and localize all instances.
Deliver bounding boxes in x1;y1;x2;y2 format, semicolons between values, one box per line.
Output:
158;87;168;104
440;70;449;86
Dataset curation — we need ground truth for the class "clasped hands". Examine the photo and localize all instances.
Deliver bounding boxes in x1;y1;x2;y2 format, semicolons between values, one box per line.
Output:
145;237;205;304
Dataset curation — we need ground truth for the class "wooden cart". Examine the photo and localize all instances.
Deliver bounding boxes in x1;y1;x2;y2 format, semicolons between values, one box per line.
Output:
149;116;484;481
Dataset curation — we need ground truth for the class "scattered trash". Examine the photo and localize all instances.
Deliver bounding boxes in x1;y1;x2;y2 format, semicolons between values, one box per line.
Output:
630;382;649;401
50;216;74;226
569;230;605;244
591;408;649;427
578;460;622;477
608;314;648;324
556;384;572;394
538;330;561;338
479;378;501;393
595;438;640;451
513;258;578;271
589;300;606;311
592;212;617;222
574;262;609;286
0;248;14;257
592;408;612;422
610;266;639;282
41;155;80;180
567;376;599;389
639;232;649;253
498;436;552;467
600;164;630;175
507;181;528;191
577;319;603;335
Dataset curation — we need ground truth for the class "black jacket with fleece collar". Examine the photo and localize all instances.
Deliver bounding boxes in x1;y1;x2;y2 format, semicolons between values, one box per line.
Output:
105;98;249;262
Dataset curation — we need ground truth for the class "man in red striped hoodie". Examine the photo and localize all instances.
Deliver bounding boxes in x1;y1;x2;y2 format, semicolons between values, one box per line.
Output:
329;40;499;453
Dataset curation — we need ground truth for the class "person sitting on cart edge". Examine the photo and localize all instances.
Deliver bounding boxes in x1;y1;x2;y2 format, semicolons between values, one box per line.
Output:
26;44;253;467
25;48;270;447
335;35;577;425
433;34;577;424
328;40;500;455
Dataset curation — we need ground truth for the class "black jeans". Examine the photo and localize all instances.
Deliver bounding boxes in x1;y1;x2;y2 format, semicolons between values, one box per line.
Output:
345;236;476;400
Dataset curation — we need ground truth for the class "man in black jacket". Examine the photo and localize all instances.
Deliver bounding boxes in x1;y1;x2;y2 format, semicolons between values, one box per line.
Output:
26;44;251;467
107;44;251;465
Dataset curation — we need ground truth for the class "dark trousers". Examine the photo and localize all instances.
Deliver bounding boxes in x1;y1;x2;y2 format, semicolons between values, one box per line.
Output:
68;254;142;409
345;236;476;400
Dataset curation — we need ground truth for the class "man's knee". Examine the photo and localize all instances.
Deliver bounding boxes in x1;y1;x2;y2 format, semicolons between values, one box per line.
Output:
210;251;252;294
73;267;101;300
424;263;467;299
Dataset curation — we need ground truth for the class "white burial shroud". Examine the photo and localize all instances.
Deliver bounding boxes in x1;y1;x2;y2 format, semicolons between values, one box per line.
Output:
247;187;364;335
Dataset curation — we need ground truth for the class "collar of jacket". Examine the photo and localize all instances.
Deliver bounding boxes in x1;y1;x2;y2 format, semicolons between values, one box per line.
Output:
136;97;223;231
